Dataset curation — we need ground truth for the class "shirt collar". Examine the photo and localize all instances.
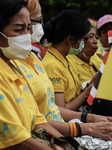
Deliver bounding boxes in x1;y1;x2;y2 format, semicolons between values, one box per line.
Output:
0;58;18;81
69;54;92;66
48;46;69;67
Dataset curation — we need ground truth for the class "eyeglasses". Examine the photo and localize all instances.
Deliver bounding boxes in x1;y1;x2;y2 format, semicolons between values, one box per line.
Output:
83;36;88;44
30;18;43;24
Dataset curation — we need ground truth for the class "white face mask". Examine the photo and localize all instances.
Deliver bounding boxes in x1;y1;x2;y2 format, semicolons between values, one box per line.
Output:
0;32;32;59
31;23;44;43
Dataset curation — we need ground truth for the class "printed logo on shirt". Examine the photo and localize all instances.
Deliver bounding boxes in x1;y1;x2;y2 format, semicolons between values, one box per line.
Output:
15;97;23;104
35;64;44;74
26;74;34;79
0;95;4;100
45;111;63;121
20;65;33;79
47;87;55;110
49;77;62;84
23;85;30;94
0;123;16;138
20;65;27;73
31;115;36;130
46;87;63;121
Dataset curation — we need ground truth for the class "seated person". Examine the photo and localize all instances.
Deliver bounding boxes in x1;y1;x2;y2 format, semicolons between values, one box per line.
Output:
0;0;63;149
90;15;112;116
97;14;112;55
10;1;112;142
42;9;94;111
67;26;102;87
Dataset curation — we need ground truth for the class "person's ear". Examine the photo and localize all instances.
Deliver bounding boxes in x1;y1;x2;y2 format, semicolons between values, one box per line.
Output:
64;36;71;46
66;35;71;43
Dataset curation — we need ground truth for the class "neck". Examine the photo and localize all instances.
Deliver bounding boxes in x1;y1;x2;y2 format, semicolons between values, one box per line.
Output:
0;49;10;64
76;51;90;63
52;40;70;58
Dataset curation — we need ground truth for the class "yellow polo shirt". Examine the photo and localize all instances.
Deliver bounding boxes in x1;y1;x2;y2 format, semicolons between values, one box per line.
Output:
67;54;101;83
42;46;81;103
0;58;46;149
11;52;63;122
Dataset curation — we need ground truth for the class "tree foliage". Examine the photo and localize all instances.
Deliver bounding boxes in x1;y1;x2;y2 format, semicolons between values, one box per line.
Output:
40;0;112;23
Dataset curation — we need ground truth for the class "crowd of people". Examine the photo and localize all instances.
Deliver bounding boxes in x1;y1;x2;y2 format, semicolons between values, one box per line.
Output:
0;0;112;149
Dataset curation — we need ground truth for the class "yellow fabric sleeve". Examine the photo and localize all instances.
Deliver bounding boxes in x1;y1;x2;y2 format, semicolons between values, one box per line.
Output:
0;77;31;148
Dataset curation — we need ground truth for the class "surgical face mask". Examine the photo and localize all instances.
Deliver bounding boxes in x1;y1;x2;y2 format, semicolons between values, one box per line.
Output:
69;41;84;55
0;32;31;59
31;23;44;43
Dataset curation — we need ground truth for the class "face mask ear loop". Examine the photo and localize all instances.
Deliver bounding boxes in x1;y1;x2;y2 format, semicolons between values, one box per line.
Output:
68;38;72;49
69;43;72;49
82;50;87;58
0;32;8;39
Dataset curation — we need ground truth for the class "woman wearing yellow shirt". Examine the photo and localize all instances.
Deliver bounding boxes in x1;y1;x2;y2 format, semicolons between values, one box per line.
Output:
42;10;93;111
67;26;102;85
0;0;63;149
9;0;112;143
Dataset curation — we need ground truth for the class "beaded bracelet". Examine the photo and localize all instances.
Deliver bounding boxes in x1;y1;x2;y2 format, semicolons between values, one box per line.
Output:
75;122;82;137
81;112;88;123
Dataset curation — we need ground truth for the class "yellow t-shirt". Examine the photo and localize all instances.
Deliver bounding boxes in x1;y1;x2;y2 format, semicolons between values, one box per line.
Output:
67;54;101;84
11;52;63;122
0;58;46;149
42;46;81;103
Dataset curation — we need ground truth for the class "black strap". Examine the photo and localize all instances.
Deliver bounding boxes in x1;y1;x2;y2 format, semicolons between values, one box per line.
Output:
92;63;98;72
63;136;79;150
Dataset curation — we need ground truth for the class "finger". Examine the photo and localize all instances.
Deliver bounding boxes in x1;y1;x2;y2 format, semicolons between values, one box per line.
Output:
96;53;104;60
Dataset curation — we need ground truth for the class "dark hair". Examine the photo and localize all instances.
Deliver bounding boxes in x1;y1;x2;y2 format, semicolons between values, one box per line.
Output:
42;9;91;44
0;0;28;31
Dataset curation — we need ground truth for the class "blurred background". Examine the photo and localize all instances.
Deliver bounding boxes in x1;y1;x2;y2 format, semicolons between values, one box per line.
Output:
40;0;112;23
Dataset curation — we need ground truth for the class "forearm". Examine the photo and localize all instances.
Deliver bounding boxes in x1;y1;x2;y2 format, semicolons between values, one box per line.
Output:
58;105;96;123
47;120;69;136
34;123;63;137
58;106;82;122
47;120;90;137
65;91;87;111
5;137;53;150
47;119;95;138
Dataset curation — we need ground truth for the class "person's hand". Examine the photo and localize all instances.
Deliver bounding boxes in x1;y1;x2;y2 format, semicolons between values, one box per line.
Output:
89;72;98;85
96;53;105;60
87;114;109;123
87;122;112;141
83;84;93;98
80;122;112;141
96;47;110;60
106;117;112;122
